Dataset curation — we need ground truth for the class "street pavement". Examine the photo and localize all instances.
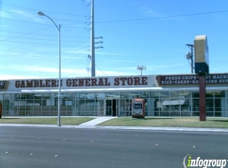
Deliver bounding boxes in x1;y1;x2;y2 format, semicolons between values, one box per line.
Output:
0;126;228;168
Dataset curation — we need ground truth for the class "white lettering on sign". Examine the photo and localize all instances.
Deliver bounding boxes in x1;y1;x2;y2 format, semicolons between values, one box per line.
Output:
157;74;228;85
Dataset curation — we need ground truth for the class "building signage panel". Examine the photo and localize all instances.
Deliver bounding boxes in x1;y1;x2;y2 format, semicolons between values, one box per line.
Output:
13;76;150;89
0;81;9;90
156;74;228;86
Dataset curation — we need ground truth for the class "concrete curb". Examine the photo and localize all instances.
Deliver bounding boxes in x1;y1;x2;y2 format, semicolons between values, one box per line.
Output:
0;124;228;133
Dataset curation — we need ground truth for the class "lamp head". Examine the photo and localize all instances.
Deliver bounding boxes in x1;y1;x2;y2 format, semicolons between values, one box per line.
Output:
37;11;45;16
186;44;194;47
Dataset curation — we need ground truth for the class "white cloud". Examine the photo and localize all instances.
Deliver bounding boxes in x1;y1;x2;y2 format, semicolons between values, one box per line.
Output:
66;49;89;55
0;10;11;18
11;10;42;22
1;9;44;23
94;70;134;77
0;75;41;80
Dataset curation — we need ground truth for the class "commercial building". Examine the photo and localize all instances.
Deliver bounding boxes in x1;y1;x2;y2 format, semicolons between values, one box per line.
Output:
0;73;228;117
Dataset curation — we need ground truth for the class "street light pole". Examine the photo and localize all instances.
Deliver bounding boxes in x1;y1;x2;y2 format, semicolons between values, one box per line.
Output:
137;65;146;75
37;11;61;126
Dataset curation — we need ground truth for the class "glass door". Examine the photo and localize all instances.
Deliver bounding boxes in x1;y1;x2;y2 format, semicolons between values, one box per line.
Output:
106;99;119;116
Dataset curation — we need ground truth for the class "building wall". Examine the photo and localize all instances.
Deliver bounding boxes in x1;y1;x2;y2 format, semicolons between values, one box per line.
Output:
1;90;227;117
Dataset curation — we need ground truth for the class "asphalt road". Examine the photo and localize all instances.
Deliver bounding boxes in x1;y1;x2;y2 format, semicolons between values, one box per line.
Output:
0;126;228;168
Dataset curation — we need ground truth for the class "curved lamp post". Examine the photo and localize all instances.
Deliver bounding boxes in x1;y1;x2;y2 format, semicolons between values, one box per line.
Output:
37;11;61;126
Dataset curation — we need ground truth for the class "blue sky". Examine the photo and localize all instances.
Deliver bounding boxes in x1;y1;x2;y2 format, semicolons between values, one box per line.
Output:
1;0;228;79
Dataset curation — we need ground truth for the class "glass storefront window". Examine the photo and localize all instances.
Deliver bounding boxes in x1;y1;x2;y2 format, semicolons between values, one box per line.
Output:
139;92;149;98
2;94;11;115
1;89;227;117
170;91;180;98
206;91;214;98
150;91;159;98
214;91;225;97
160;91;169;98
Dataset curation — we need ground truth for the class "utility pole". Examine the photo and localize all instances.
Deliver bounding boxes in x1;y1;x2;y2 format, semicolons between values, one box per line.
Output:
186;44;194;74
88;0;103;77
94;36;103;49
90;0;95;77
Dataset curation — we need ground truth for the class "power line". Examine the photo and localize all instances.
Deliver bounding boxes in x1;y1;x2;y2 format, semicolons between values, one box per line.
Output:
96;64;107;76
1;16;85;26
95;9;228;23
0;39;88;46
0;34;88;41
3;2;228;25
0;26;53;42
0;30;89;38
0;33;88;43
0;1;91;78
62;62;91;78
1;3;85;17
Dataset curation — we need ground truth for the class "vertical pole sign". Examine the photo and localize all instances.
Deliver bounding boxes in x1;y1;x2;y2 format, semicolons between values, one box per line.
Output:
194;35;209;121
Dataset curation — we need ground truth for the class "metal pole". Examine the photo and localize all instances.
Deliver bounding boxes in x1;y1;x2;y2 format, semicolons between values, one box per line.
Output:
37;11;61;126
191;46;194;74
57;24;61;126
199;75;206;121
137;66;146;76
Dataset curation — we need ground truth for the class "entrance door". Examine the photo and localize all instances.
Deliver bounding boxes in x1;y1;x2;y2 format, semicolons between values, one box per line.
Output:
112;99;116;116
106;100;112;116
106;99;118;116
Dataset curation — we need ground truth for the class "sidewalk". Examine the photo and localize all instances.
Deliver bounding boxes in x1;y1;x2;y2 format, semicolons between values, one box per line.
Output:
78;117;116;127
1;117;228;133
1;123;227;133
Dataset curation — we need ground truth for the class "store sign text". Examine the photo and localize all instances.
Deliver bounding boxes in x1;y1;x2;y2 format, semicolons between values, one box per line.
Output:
15;77;148;88
156;74;228;86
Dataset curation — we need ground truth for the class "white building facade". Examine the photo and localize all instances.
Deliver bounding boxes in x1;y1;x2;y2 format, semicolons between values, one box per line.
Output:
0;73;228;117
